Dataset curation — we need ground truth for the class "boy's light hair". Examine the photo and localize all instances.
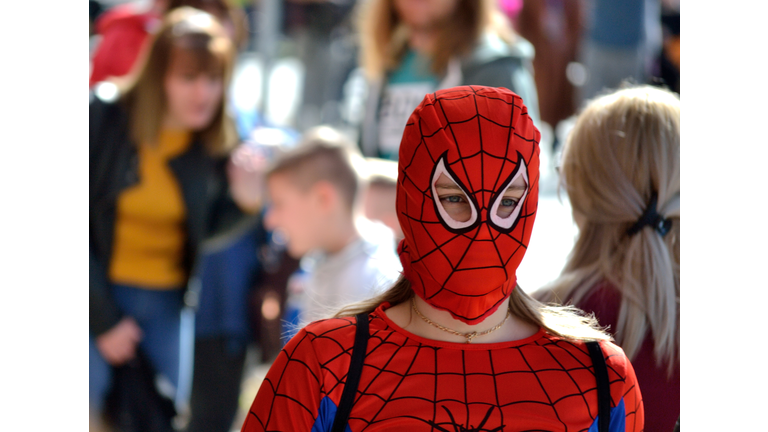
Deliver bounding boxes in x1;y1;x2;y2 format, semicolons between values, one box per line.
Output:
365;157;398;188
266;126;365;211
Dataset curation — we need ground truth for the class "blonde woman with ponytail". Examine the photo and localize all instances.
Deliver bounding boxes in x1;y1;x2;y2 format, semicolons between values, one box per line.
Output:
242;86;644;432
535;85;680;431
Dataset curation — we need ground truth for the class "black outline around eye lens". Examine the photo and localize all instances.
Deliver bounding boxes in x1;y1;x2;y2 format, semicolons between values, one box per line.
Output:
488;151;528;234
430;152;481;234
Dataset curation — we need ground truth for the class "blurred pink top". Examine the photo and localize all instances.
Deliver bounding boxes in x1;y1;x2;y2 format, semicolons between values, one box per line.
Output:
499;0;523;20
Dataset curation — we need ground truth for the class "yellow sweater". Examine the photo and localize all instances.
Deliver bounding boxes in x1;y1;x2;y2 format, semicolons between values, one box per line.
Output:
109;129;192;289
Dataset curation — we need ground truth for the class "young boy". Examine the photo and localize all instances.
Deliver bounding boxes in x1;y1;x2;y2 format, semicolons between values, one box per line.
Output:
264;127;402;323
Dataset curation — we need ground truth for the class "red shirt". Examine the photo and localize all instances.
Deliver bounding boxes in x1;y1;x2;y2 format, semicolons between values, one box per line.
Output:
243;302;644;431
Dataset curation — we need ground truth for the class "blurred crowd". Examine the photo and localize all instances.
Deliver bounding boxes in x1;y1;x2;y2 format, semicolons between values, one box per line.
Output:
88;0;680;431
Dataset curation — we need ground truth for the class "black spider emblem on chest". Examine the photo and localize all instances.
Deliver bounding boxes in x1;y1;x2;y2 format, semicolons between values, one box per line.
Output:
427;406;505;432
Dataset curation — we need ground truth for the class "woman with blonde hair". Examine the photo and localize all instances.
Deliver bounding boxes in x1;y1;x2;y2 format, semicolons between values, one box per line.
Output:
89;7;247;430
535;85;680;431
343;0;539;161
242;86;643;432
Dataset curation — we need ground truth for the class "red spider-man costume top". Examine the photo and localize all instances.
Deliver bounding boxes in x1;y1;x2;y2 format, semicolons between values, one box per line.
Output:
242;305;644;431
241;86;644;431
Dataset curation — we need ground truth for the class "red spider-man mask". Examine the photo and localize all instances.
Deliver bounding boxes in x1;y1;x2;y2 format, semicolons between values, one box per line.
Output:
396;86;540;324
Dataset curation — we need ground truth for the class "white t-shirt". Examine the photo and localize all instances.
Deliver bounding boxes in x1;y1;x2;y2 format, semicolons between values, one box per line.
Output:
299;219;402;322
377;81;435;159
375;50;462;160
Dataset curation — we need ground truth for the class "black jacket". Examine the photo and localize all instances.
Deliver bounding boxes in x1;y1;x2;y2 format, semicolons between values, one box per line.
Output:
89;91;244;336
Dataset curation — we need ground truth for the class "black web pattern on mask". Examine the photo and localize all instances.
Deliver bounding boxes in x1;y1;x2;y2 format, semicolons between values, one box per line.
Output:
398;87;540;307
248;314;643;431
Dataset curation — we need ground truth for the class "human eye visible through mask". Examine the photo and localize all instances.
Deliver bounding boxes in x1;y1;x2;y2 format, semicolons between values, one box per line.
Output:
436;185;472;222
489;156;529;232
495;196;520;218
431;157;478;230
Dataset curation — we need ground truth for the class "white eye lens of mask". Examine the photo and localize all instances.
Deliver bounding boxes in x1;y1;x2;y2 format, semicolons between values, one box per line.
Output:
431;157;478;230
489;159;528;231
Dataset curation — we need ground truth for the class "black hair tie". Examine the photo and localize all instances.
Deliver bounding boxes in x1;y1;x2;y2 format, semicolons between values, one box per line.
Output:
627;192;672;237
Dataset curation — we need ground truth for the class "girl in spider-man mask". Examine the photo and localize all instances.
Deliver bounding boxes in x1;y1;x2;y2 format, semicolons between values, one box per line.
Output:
394;84;539;326
242;86;644;432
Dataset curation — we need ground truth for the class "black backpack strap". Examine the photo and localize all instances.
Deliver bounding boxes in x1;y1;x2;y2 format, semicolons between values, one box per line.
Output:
587;341;611;432
331;313;370;432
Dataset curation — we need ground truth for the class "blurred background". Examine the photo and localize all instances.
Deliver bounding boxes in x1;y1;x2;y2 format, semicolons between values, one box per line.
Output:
88;0;680;430
89;0;680;139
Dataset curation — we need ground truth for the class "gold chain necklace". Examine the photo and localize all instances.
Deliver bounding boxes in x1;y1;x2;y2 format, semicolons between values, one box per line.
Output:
411;298;511;343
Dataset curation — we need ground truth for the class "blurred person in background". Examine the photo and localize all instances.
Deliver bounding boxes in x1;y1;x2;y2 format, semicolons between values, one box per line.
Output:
90;3;268;429
515;0;582;146
577;0;655;104
185;127;301;432
535;85;680;431
284;0;360;129
90;7;247;430
262;127;402;326
362;157;402;243
342;0;539;160
89;0;246;88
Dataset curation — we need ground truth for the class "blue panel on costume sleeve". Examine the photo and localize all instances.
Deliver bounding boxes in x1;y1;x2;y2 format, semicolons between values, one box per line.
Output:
311;396;352;432
587;398;626;432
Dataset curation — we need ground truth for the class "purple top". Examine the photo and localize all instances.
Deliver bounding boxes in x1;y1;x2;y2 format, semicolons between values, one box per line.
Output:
573;280;680;431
